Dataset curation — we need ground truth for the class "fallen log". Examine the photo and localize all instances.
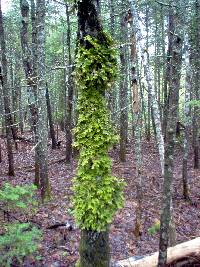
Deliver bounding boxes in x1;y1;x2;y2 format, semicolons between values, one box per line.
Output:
118;237;200;267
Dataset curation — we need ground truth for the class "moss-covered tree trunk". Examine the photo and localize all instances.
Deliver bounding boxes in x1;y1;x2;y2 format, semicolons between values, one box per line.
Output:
74;1;124;267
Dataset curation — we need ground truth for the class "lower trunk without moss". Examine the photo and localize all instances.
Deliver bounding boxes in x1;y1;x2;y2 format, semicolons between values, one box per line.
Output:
79;229;110;267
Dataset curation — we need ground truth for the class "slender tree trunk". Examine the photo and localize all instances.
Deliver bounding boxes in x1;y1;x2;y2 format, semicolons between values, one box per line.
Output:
128;8;143;240
14;54;24;134
65;3;73;163
192;111;199;168
36;0;50;201
129;0;164;175
107;0;116;122
158;4;183;265
31;0;40;188
192;0;200;169
140;82;148;139
145;6;151;141
182;39;191;200
0;142;2;163
0;1;15;176
162;9;173;139
143;53;164;175
119;14;128;162
11;59;19;134
46;84;57;149
20;0;38;133
19;87;24;134
10;58;18;151
20;0;40;184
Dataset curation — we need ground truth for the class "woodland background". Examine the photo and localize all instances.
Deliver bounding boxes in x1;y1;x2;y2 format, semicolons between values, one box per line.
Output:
0;0;200;266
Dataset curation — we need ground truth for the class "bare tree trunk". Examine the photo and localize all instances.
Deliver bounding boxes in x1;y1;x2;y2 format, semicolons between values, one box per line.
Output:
79;230;110;267
0;1;15;176
162;8;173;139
119;14;128;162
65;3;73;163
19;87;24;134
182;38;191;200
11;59;19;134
128;8;143;241
143;53;164;176
192;0;200;169
31;0;41;187
10;57;18;151
158;4;183;265
14;53;24;134
46;84;57;149
0;142;2;163
129;0;164;175
140;82;148;140
20;0;41;184
20;0;38;127
144;4;164;174
107;0;116;123
145;7;151;142
36;0;50;201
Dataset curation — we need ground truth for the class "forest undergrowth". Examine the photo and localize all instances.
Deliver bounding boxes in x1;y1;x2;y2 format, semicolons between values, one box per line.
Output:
0;132;200;267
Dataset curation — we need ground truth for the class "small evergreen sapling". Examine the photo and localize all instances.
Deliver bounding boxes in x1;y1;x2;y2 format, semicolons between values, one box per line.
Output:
0;223;42;267
148;219;160;235
0;183;42;267
0;183;37;216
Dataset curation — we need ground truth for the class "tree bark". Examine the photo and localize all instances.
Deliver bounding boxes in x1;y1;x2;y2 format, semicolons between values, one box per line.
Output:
158;3;183;265
0;1;15;176
65;3;73;163
119;14;128;162
182;38;191;200
107;0;116;123
0;142;2;163
145;6;151;142
162;9;173;140
20;0;40;184
79;230;110;267
20;0;38;123
36;0;50;201
46;84;57;149
192;0;200;169
129;0;164;175
143;52;164;176
127;6;143;240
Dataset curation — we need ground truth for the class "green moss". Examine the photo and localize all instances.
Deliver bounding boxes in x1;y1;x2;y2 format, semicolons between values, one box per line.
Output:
73;34;124;232
75;260;80;267
75;35;118;94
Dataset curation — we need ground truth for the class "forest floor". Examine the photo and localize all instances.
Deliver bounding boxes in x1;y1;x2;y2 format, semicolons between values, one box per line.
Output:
0;132;200;267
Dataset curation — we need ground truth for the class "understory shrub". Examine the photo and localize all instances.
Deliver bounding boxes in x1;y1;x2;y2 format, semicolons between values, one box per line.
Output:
0;183;37;214
0;183;42;267
0;223;42;267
